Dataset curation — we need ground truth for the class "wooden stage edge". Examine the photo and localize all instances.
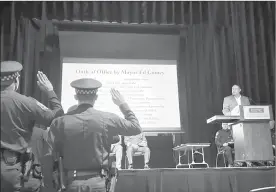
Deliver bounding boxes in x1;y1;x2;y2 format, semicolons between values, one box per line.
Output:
115;167;275;192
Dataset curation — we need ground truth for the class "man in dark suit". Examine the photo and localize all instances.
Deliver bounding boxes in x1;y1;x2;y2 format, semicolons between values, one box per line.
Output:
222;85;250;116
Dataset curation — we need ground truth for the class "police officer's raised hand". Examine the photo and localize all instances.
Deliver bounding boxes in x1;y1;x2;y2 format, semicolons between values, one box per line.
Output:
110;88;126;106
37;71;53;92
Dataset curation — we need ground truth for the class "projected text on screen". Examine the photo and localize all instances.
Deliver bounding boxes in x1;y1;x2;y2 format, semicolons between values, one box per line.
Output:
61;58;181;132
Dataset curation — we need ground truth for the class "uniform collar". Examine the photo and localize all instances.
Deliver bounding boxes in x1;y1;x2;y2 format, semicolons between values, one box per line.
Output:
222;129;230;132
67;103;93;115
77;103;94;112
78;103;93;108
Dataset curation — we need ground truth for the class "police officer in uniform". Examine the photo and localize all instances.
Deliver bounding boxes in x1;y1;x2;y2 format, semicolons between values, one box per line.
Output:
215;123;235;167
46;78;142;192
1;61;64;192
24;74;65;192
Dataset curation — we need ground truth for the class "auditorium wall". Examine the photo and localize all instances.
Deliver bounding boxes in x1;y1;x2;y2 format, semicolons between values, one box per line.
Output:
59;31;179;60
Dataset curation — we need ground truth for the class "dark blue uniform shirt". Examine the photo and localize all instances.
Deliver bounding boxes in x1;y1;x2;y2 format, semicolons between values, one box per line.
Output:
1;90;64;153
47;103;142;171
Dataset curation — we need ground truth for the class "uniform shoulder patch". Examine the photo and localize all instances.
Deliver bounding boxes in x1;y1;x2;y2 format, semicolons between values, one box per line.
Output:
36;100;49;111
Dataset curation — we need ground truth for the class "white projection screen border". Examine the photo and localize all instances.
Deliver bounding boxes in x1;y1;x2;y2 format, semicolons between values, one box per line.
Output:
61;57;182;133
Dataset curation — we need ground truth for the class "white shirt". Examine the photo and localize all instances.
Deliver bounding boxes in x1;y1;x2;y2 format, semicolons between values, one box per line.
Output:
230;95;241;116
229;95;242;124
235;95;241;105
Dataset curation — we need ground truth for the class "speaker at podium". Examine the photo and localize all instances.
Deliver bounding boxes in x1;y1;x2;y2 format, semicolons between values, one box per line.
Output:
207;105;274;162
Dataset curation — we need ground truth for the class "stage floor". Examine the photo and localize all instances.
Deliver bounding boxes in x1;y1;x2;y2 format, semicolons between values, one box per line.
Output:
115;167;275;192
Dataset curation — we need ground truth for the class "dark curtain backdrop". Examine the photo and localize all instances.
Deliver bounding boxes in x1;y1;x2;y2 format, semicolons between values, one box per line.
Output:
0;2;62;105
7;1;209;25
178;1;275;166
0;1;275;167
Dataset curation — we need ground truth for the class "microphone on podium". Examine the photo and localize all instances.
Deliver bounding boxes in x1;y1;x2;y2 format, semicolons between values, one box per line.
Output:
248;97;258;105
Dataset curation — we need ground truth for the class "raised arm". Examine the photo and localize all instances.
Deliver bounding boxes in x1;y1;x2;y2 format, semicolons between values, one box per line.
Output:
106;89;142;136
21;96;63;127
36;71;64;113
24;71;64;127
106;103;142;136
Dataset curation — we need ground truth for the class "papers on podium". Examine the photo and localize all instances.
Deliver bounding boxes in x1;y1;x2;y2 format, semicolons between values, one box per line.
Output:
230;105;240;116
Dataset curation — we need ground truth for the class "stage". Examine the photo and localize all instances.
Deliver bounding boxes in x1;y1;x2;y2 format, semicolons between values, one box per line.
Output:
115;167;275;192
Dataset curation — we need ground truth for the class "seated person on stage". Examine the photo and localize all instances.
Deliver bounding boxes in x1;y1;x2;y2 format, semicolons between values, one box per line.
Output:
215;123;235;167
222;84;250;116
110;135;123;170
125;132;150;169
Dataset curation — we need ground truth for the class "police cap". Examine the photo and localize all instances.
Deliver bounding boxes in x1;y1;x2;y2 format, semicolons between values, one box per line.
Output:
1;61;23;85
70;78;102;95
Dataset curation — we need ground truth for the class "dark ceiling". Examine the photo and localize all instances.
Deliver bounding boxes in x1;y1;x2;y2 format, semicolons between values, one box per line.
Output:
0;1;11;16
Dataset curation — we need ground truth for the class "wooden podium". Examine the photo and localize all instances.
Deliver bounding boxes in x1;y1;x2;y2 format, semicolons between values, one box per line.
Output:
207;105;274;161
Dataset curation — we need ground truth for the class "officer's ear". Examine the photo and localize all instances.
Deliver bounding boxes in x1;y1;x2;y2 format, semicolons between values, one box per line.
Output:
14;77;20;91
94;94;98;101
74;95;78;101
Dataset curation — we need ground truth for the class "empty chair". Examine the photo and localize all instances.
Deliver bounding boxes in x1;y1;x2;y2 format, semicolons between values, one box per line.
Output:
125;151;144;169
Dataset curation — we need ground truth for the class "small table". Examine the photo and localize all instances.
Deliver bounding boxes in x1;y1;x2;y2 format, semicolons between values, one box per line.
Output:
173;143;211;168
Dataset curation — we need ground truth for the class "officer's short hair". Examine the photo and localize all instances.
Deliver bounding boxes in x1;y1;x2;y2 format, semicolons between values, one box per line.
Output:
75;93;97;101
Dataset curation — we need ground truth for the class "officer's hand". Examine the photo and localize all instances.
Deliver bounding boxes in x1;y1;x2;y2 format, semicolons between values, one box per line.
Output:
111;88;126;106
37;71;54;92
223;143;228;147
